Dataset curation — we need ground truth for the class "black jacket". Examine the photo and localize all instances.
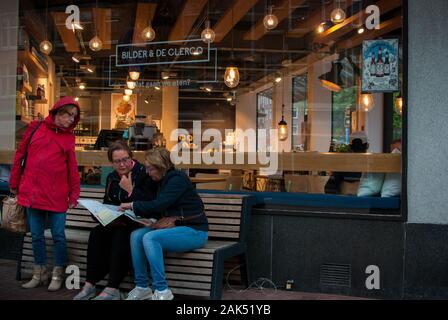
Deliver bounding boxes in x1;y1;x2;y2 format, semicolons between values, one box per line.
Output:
103;160;157;205
133;169;208;231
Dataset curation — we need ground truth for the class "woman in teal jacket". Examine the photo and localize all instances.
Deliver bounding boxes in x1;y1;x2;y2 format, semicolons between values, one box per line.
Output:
120;148;208;300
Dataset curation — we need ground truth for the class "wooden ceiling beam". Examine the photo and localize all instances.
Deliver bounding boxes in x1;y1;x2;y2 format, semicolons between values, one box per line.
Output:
51;12;80;52
92;8;112;50
313;0;401;45
169;0;208;41
132;3;157;45
213;0;260;43
243;0;306;41
337;15;402;51
287;0;355;38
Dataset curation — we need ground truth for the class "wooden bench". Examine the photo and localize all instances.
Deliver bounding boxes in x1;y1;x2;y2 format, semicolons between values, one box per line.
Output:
18;187;255;299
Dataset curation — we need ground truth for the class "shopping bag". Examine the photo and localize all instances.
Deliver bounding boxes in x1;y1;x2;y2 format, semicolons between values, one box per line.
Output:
1;196;27;233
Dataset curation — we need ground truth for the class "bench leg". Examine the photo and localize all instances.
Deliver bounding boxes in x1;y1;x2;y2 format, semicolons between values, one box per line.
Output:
210;254;224;300
239;253;250;288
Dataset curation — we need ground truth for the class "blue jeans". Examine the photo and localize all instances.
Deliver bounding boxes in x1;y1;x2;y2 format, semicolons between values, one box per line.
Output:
130;226;208;291
27;208;67;267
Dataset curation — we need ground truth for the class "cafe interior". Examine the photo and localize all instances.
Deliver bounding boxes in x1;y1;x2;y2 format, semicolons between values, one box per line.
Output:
9;0;404;198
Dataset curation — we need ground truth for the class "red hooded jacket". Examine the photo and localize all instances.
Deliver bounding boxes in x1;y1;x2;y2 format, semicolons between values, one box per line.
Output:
9;96;81;213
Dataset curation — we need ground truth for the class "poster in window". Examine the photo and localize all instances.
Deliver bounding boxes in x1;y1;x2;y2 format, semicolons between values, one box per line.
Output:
362;39;399;92
111;93;137;129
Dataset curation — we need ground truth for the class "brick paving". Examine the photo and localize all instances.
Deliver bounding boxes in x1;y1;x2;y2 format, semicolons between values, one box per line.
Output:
0;259;367;300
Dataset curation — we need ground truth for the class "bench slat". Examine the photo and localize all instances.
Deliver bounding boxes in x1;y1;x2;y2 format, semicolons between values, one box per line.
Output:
204;204;242;211
201;198;243;205
205;211;242;218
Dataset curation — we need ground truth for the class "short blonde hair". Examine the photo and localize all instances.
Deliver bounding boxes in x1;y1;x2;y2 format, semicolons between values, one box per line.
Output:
145;147;174;176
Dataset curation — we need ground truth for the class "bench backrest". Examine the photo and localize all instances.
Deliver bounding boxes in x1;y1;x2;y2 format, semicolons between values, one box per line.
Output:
70;188;254;243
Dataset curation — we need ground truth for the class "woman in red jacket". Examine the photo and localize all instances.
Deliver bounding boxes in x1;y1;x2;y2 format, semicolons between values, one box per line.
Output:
9;96;81;291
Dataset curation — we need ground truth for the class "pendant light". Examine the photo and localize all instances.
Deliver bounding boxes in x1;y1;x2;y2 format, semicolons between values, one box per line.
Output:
39;0;53;55
330;1;346;24
263;5;278;30
141;20;156;42
129;70;140;81
89;0;103;51
122;94;130;102
124;89;133;96
201;20;216;43
395;93;403;115
278;70;288;141
360;93;374;112
224;6;240;88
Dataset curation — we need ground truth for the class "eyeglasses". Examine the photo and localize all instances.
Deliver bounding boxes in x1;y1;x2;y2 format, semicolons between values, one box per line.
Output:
112;156;131;165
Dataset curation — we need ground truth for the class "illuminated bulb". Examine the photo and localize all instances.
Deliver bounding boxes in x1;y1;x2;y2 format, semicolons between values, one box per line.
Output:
317;22;326;34
39;40;53;55
71;21;83;32
86;66;95;73
330;8;346;24
89;35;103;51
154;86;161;91
224;66;240;88
278;114;288;141
360;93;374;112
141;24;156;42
125;89;133;96
263;6;278;30
79;83;86;90
122;94;130;102
201;20;216;43
192;49;200;56
205;87;212;92
275;77;282;83
126;80;136;90
227;97;232;102
74;97;79;102
129;71;140;81
357;27;365;34
395;95;403;115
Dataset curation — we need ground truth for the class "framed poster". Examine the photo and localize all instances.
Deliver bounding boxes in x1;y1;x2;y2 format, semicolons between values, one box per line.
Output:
362;39;399;92
111;93;137;129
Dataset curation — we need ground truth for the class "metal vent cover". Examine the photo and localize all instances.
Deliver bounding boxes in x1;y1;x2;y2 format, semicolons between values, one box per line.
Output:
320;263;352;288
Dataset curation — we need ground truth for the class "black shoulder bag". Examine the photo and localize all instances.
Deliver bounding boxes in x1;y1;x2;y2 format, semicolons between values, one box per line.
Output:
20;121;43;174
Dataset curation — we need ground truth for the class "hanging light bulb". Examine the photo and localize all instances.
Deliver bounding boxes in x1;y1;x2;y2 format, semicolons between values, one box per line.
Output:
79;83;86;90
357;27;365;34
201;20;216;43
317;22;326;34
330;8;346;24
129;71;140;81
278;105;288;141
122;94;130;102
263;6;278;30
224;66;240;88
141;21;156;42
126;80;136;90
39;40;53;55
360;93;374;112
125;89;133;96
89;35;103;51
395;94;403;115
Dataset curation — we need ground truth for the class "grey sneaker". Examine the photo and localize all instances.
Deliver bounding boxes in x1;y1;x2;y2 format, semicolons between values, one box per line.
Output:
152;289;174;300
125;287;153;300
73;285;96;300
92;287;121;300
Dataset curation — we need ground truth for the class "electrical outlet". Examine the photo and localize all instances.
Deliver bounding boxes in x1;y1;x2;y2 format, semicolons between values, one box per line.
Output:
286;279;294;290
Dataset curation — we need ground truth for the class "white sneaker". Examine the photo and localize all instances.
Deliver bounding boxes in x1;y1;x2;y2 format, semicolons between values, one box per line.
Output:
152;288;174;300
125;287;153;300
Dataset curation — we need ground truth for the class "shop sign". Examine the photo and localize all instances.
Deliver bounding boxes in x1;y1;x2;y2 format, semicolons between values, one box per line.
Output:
116;39;210;67
362;39;399;93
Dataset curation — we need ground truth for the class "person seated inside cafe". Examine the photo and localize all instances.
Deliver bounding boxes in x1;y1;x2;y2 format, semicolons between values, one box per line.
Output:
324;132;369;194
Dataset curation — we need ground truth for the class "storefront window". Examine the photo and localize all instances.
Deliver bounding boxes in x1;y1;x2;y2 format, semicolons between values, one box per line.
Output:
1;0;404;211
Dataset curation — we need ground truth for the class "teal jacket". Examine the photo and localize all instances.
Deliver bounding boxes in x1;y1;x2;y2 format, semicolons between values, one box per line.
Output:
133;169;208;231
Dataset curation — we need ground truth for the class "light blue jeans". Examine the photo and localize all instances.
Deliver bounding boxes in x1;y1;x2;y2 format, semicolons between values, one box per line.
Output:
27;208;67;267
130;226;208;291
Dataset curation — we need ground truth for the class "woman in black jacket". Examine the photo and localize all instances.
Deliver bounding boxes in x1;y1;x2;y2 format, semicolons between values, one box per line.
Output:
73;141;157;300
120;147;208;300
